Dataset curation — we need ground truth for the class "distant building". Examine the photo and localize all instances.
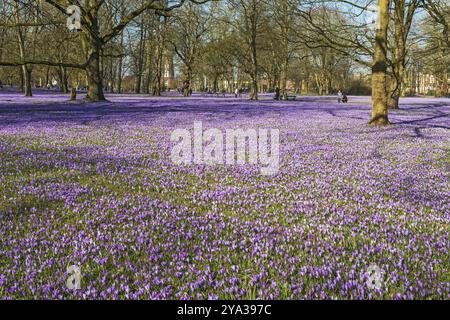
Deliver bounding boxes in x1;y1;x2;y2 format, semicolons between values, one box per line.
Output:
410;72;449;96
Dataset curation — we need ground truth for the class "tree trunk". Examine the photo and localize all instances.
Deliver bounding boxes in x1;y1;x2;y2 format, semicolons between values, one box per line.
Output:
117;32;124;93
213;76;219;93
14;1;32;97
441;48;449;97
22;65;32;97
109;59;115;93
143;43;152;95
388;0;406;109
280;55;289;99
70;88;77;101
443;72;449;97
18;67;24;92
45;66;50;88
83;35;105;101
387;75;400;109
390;0;418;106
280;0;290;99
58;66;69;93
250;67;258;100
153;47;163;96
153;17;168;96
279;0;290;99
369;0;391;126
250;21;258;100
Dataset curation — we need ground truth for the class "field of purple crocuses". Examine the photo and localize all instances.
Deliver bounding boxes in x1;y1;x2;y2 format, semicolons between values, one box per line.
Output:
0;90;449;299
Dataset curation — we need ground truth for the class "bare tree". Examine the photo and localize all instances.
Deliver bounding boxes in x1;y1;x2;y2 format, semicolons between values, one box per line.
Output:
0;0;210;100
370;0;391;125
227;0;268;100
169;2;211;93
387;0;420;109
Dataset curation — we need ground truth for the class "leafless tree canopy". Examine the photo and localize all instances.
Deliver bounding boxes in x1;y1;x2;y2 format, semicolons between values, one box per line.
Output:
0;0;448;123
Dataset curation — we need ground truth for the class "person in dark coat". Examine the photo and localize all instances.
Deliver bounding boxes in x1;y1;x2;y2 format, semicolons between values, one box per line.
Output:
342;93;348;103
274;87;281;100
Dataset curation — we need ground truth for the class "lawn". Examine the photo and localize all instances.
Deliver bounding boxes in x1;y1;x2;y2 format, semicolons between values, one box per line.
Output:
0;91;448;299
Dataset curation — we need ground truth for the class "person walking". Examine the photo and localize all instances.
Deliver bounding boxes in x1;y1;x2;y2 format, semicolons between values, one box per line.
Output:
274;87;281;100
337;90;343;103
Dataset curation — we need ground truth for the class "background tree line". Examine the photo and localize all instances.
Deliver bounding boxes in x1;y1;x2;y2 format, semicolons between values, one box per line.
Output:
0;0;448;125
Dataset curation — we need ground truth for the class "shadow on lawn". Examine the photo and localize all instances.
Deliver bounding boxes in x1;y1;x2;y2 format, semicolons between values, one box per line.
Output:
0;92;448;131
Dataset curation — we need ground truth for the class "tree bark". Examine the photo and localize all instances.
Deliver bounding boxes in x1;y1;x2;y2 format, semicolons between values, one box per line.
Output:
135;14;147;94
18;67;24;92
388;0;417;109
45;66;50;88
22;65;32;97
117;31;124;93
369;0;391;126
153;17;168;96
82;34;105;101
279;0;290;99
153;44;164;96
250;34;258;100
14;0;32;97
58;65;69;93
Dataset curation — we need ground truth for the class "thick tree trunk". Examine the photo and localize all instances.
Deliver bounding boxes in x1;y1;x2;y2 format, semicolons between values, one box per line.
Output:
369;0;391;126
185;68;193;96
70;88;77;101
18;67;24;92
22;65;32;97
250;70;258;100
135;74;142;94
79;8;106;102
315;74;324;96
86;53;105;100
58;66;69;93
213;76;218;93
84;36;105;101
387;75;401;109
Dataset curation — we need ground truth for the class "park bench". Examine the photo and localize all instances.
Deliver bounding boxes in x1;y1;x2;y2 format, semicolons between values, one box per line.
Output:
285;95;296;101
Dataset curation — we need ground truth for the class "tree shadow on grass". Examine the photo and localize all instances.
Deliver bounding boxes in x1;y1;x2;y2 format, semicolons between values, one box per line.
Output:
0;93;448;133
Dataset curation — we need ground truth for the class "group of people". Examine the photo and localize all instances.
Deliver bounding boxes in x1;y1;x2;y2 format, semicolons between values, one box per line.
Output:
273;87;350;103
235;88;247;98
203;87;226;97
337;90;348;103
197;87;247;98
177;80;193;97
